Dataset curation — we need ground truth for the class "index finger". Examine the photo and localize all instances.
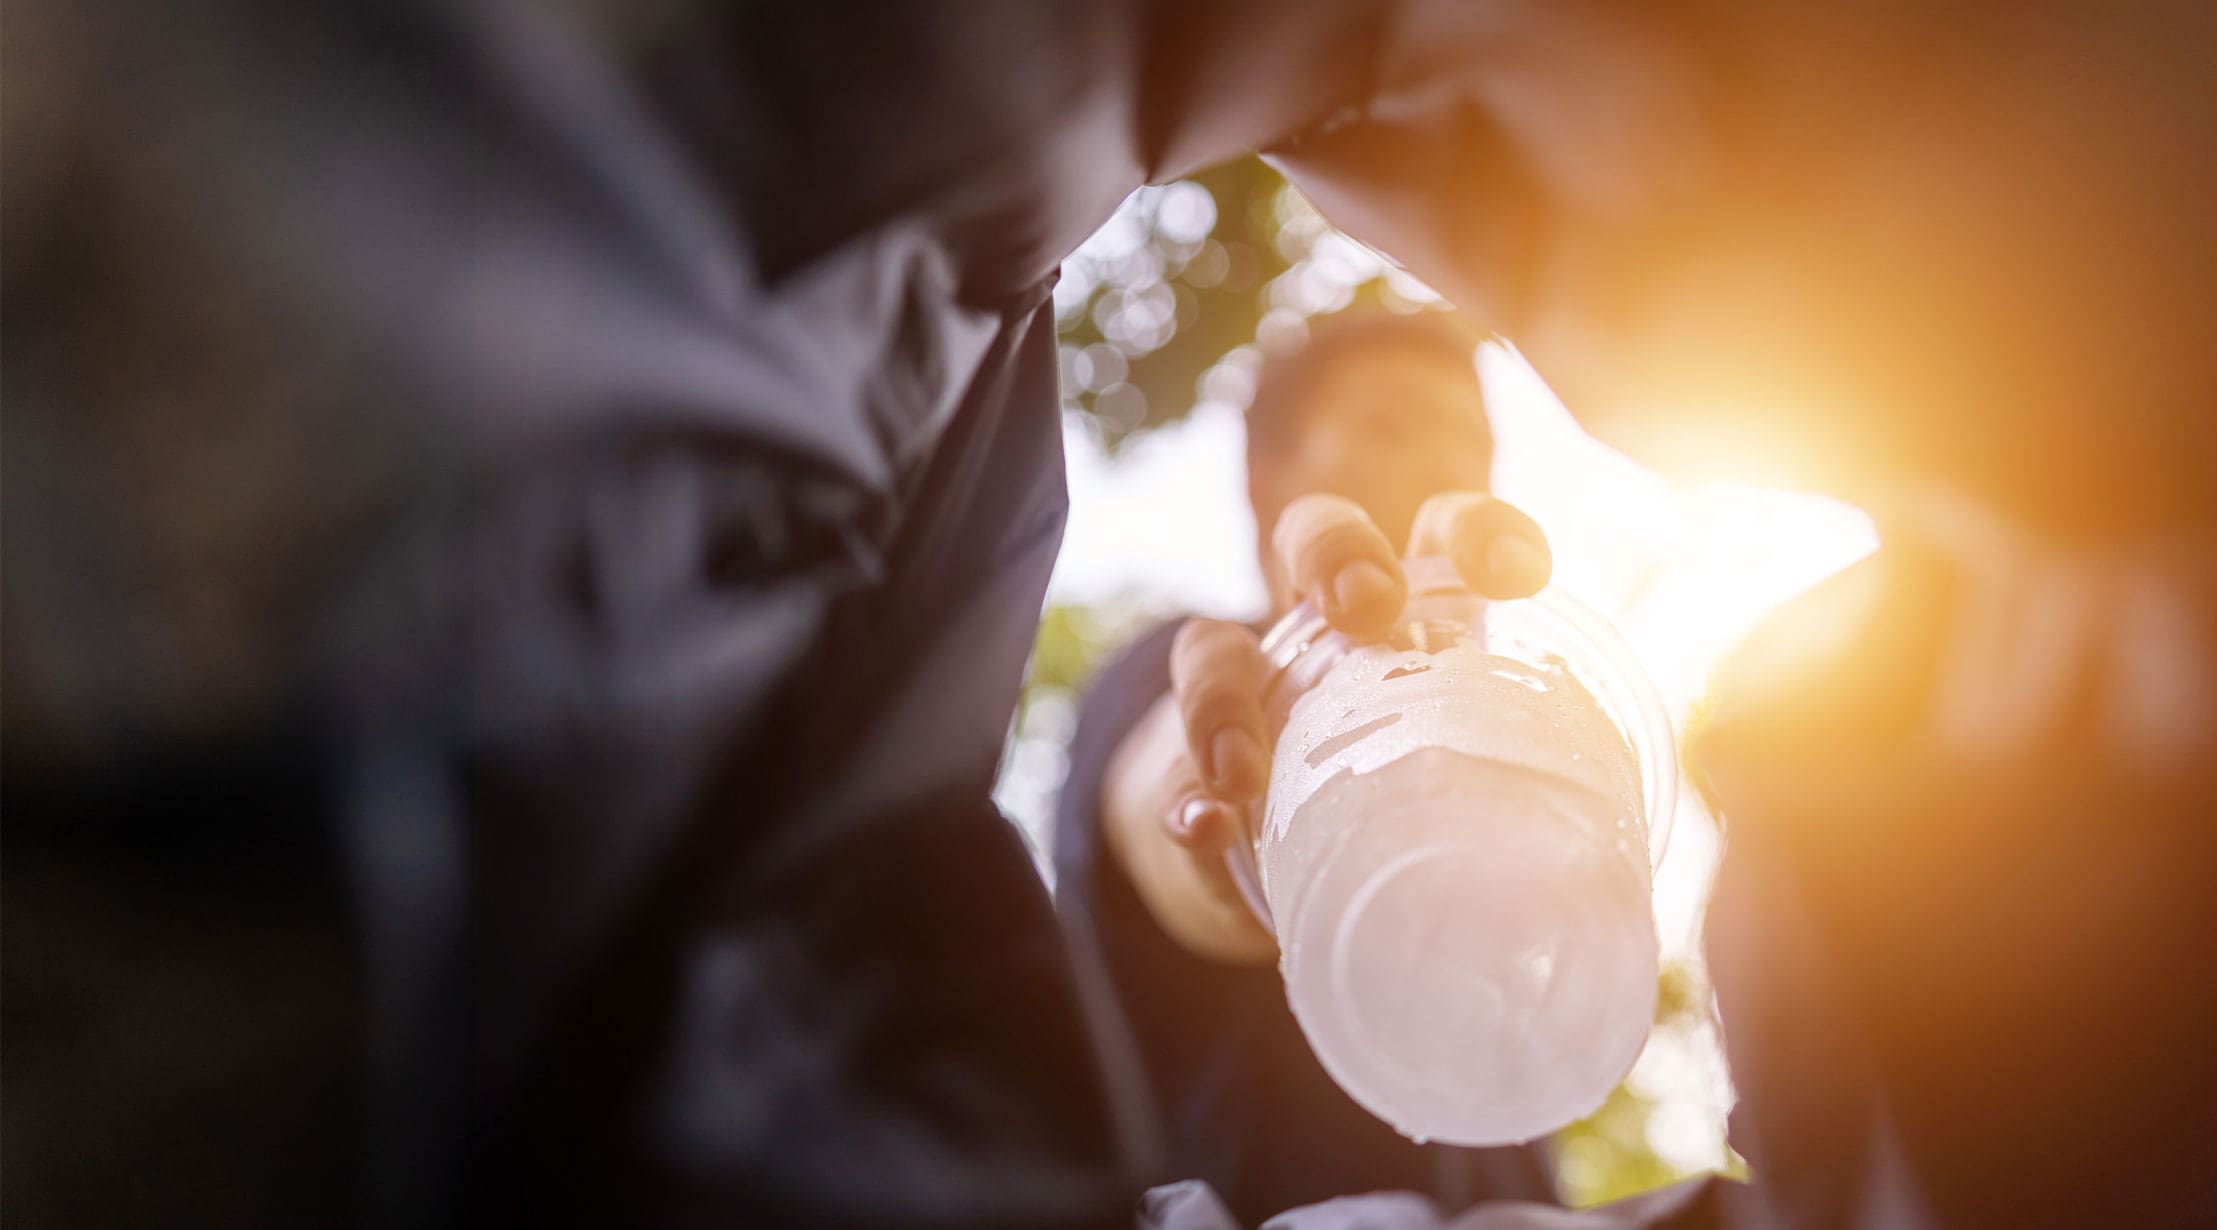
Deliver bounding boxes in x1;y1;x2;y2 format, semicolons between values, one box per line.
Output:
1169;618;1272;803
1406;491;1552;598
1270;493;1407;640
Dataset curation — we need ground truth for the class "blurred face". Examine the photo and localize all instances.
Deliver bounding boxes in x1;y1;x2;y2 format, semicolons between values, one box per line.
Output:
1251;343;1493;609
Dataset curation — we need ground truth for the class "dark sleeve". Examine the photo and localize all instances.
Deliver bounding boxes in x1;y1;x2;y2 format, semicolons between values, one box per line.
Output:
1136;1173;1764;1230
3;5;1150;1226
1055;623;1559;1229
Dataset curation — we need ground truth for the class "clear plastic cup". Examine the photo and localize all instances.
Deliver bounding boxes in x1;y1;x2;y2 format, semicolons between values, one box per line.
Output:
1226;557;1676;1146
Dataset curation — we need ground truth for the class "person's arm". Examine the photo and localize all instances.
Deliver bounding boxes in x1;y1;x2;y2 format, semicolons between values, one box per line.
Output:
1101;690;1276;964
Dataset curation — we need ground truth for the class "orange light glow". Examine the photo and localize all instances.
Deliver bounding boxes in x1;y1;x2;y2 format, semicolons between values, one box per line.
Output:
1479;343;1880;1189
1481;343;1881;729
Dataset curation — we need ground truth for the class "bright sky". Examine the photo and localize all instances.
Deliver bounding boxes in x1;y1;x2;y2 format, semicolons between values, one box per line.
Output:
1051;398;1263;619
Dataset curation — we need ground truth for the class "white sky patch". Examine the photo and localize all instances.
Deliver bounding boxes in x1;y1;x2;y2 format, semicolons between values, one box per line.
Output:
1049;400;1268;621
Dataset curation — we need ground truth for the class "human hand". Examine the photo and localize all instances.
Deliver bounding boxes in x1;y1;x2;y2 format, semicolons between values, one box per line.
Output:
1102;491;1551;962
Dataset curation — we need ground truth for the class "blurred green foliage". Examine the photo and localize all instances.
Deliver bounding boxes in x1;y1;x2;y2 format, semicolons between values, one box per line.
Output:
1054;157;1442;450
1027;604;1122;696
1554;1082;1692;1208
1550;962;1746;1207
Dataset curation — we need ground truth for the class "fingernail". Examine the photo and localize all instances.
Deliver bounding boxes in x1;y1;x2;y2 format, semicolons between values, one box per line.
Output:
1331;559;1398;620
1175;796;1214;835
1484;532;1551;593
1209;727;1266;794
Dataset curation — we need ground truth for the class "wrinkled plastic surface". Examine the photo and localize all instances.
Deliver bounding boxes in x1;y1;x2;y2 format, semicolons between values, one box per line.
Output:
1240;559;1673;1145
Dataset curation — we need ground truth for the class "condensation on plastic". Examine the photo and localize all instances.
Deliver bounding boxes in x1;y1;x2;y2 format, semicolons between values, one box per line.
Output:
1223;556;1676;941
